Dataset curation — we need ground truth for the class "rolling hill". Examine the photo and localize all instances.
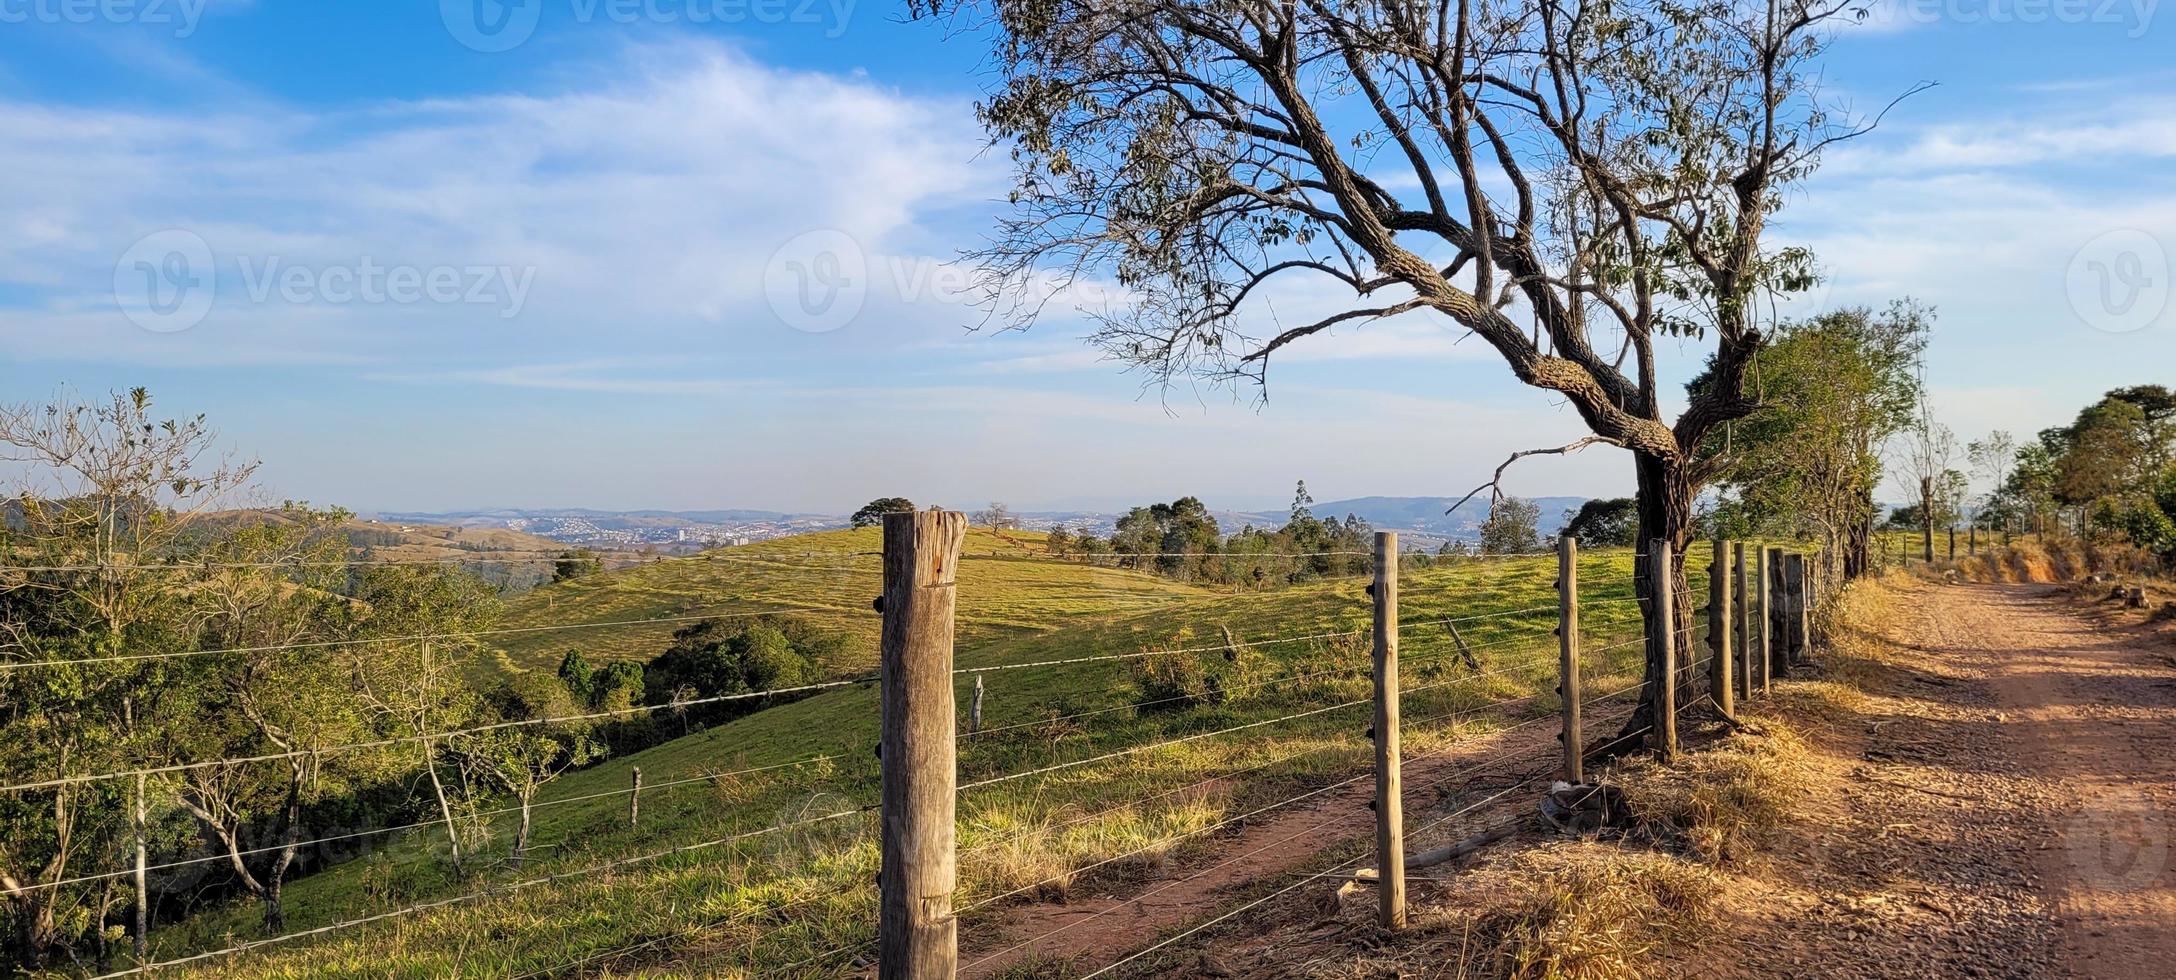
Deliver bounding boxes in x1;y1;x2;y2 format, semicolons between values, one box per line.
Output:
145;530;1692;977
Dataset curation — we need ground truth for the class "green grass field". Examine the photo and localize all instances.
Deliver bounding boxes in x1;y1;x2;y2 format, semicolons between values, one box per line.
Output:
135;533;1723;978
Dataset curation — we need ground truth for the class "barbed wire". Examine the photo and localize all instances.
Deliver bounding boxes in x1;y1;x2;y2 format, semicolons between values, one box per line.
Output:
0;604;842;674
92;803;874;978
14;754;844;894
1075;692;1663;978
0;678;873;794
956;626;1367;676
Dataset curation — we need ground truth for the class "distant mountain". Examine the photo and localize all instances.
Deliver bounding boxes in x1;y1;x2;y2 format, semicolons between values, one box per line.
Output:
1019;495;1594;544
1313;495;1592;538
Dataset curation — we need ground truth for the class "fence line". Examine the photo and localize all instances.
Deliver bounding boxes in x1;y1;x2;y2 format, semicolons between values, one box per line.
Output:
18;521;1821;977
0;604;840;673
93;804;874;978
1;678;873;794
19;754;845;894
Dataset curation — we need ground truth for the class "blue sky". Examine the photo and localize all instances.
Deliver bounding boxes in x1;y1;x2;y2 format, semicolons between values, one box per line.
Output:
1;2;2171;515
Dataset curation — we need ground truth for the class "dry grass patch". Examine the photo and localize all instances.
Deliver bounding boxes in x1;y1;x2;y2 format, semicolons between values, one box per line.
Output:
1380;844;1721;980
1615;723;1814;865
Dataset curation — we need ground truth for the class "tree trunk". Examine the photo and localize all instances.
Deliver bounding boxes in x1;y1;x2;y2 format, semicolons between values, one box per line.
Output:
1615;454;1698;753
15;893;55;970
262;877;285;934
1920;476;1935;562
421;741;464;875
512;790;534;870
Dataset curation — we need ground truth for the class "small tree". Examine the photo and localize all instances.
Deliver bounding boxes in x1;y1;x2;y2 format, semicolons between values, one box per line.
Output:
850;497;914;528
1479;498;1542;556
466;673;602;869
973;502;1019;530
1968;431;2019;536
557;650;597;706
552;549;602;582
1558;498;1638;549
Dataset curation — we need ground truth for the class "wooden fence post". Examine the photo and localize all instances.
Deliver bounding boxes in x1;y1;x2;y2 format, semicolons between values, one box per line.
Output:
1788;554;1811;666
969;674;984;740
629;767;642;831
1754;548;1773;695
1558;536;1582;784
1371;531;1406;929
1708;538;1734;719
1649;540;1677;759
1767;547;1788;682
1733;542;1753;703
878;510;966;980
134;772;149;968
1948;527;1957;561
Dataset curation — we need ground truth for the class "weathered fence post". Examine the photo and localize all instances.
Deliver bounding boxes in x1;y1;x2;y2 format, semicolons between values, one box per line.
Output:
1371;531;1406;929
629;767;642;831
969;674;984;740
1733;542;1753;703
1649;539;1677;759
1788;554;1811;665
1558;536;1582;784
1767;547;1789;682
879;509;966;980
1948;527;1957;561
134;772;149;967
1709;538;1734;719
1754;548;1773;695
1969;525;1978;555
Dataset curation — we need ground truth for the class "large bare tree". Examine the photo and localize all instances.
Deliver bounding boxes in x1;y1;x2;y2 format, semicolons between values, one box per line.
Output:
918;0;1909;744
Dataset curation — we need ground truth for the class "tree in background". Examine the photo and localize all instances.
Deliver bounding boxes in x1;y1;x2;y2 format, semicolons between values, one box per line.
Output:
552;549;602;583
1968;431;2019;537
924;0;1901;742
464;673;602;869
1700;304;1929;578
1901;414;1958;563
1479;498;1542;556
849;497;915;529
557;650;597;706
973;502;1020;531
345;565;501;875
1558;498;1638;549
0;388;257;967
161;504;376;935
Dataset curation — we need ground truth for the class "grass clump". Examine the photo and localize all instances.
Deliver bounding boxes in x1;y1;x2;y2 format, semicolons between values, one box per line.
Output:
1617;723;1813;864
1478;846;1718;980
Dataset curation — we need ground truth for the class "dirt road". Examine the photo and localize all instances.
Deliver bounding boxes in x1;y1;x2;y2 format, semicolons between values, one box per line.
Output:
1734;580;2176;979
955;581;2176;979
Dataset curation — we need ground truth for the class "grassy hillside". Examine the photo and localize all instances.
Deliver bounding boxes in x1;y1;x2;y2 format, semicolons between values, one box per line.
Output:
141;541;1711;978
485;526;1216;672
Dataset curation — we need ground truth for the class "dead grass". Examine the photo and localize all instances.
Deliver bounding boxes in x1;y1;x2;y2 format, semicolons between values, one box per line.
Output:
1479;846;1719;980
1615;722;1815;866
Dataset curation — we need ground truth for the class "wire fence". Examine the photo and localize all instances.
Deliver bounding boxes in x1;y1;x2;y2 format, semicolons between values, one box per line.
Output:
2;529;1819;978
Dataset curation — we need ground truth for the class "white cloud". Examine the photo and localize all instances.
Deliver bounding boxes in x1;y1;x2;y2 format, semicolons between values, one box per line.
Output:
0;40;992;364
